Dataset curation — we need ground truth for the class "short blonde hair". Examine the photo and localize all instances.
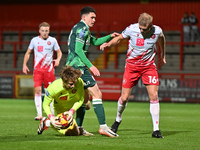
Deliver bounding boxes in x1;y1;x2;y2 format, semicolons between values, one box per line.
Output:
138;13;153;27
39;22;50;29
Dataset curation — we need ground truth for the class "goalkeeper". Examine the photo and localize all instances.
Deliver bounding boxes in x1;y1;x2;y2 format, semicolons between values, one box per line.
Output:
37;65;87;136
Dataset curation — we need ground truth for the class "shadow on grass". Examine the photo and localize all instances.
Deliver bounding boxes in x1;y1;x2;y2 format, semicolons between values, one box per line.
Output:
0;133;96;143
118;128;190;137
162;130;190;137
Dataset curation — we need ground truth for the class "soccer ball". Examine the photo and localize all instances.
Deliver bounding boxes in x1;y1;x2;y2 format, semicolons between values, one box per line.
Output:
57;113;69;129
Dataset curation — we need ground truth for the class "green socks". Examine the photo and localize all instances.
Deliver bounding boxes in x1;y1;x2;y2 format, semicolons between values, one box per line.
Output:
92;99;106;125
76;103;87;126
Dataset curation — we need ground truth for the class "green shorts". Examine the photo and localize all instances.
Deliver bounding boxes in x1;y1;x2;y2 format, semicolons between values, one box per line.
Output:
81;68;96;89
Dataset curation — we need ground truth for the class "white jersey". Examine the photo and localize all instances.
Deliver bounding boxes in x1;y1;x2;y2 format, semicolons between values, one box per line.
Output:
28;36;60;72
122;23;162;67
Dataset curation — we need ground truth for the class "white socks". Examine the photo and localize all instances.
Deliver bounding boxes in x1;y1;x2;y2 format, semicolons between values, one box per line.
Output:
116;98;127;122
150;100;160;131
35;93;42;116
46;119;51;127
100;124;108;130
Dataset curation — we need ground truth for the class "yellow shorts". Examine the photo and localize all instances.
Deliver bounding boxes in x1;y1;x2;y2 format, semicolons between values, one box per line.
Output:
51;119;79;136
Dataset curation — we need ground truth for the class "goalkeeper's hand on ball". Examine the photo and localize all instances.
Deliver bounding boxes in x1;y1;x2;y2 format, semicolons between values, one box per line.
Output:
63;109;75;126
49;114;62;129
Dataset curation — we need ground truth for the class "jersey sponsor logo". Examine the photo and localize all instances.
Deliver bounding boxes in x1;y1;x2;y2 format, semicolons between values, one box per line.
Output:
151;34;156;39
37;46;43;52
60;96;68;100
79;30;85;38
72;89;77;94
47;41;51;45
136;38;144;46
46;90;50;96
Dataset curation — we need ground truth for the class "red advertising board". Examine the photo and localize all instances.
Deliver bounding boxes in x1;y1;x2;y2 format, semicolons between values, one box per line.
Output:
95;77;122;101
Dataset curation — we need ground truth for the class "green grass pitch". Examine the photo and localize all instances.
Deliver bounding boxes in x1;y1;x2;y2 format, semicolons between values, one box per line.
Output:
0;99;199;150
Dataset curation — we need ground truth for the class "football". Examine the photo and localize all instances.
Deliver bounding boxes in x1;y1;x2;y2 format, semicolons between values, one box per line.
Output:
57;113;70;129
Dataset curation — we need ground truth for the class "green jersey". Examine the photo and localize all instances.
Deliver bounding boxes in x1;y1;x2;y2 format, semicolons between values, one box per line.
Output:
43;78;84;116
66;20;113;70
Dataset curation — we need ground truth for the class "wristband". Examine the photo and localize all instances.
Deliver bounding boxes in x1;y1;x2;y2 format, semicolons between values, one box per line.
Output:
48;114;54;119
69;108;75;114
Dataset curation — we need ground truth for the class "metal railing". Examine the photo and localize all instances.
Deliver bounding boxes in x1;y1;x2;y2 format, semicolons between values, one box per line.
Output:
0;24;200;74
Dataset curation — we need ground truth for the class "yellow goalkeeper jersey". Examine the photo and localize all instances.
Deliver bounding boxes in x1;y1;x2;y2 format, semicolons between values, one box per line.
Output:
43;78;84;116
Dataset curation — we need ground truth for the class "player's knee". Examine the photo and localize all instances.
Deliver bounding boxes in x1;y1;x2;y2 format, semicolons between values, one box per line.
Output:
149;94;158;101
120;96;128;104
35;88;42;94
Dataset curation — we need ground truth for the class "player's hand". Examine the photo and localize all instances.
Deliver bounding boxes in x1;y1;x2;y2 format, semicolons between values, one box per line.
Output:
90;66;100;76
100;43;109;51
53;59;59;67
63;111;73;126
158;55;166;67
111;32;120;38
49;114;62;129
22;65;30;75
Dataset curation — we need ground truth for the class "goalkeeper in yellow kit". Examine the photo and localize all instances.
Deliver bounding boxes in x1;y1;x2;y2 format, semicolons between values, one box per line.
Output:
37;65;87;136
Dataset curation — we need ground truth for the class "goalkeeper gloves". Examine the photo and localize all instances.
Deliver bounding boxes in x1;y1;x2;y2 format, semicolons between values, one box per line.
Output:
48;114;62;129
63;108;75;126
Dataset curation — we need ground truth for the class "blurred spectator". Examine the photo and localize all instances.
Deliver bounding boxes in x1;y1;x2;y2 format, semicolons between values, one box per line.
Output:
181;12;190;43
189;12;200;42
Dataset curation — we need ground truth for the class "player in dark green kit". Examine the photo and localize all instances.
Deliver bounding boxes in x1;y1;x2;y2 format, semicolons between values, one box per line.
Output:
66;6;119;137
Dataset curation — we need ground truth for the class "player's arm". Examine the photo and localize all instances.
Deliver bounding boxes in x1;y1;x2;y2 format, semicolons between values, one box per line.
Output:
43;87;62;128
75;41;101;76
64;79;85;121
75;37;93;68
100;34;124;51
53;49;62;67
22;48;32;74
90;32;120;46
157;32;166;66
43;90;54;117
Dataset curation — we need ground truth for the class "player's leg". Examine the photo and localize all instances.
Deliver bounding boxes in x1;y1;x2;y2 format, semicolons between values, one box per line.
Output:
76;90;93;136
33;70;43;120
142;65;163;138
111;87;132;133
111;63;138;133
88;84;118;137
146;85;163;138
34;86;43;120
76;90;88;127
38;117;50;134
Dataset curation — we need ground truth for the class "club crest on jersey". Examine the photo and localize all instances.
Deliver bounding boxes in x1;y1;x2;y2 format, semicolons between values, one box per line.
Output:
72;89;77;94
137;33;139;37
47;41;51;45
122;78;127;85
151;34;156;39
79;30;85;38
